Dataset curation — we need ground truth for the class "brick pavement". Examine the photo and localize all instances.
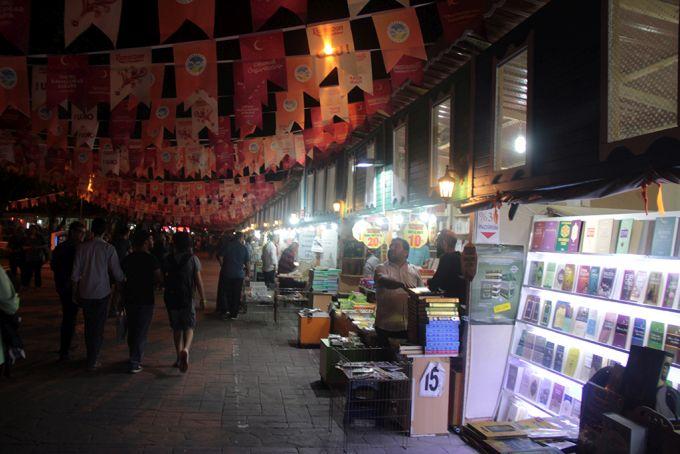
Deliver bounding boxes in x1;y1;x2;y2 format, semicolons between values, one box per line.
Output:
0;255;477;453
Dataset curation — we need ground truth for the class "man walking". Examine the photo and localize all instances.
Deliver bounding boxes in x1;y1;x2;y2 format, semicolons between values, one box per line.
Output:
261;233;278;289
121;230;162;373
216;232;250;320
50;221;85;361
71;218;125;371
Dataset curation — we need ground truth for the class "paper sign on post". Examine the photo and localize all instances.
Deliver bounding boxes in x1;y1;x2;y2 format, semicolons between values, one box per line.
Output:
419;361;446;397
475;209;500;244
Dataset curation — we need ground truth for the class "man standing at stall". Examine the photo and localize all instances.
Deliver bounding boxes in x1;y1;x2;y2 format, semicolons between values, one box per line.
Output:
374;238;423;347
216;232;250;320
261;233;278;289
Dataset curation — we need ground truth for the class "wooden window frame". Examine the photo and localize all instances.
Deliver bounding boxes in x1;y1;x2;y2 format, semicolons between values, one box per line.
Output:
429;95;453;189
393;118;409;205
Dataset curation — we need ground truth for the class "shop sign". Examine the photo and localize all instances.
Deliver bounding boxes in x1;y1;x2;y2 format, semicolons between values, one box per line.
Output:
403;221;428;248
419;361;446;397
361;227;384;248
475;208;499;244
352;219;370;242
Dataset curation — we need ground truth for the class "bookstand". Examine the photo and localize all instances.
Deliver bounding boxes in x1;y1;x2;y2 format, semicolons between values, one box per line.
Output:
497;212;680;424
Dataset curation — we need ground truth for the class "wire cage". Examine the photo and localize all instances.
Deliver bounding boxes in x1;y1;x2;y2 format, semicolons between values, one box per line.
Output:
327;351;413;452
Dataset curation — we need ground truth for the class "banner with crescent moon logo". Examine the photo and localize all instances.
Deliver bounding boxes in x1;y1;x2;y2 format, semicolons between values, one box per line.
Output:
0;1;29;52
64;0;122;47
240;31;285;61
234;68;263;138
173;40;217;106
390;54;424;88
158;0;214;43
372;7;426;72
437;0;488;44
364;78;392;115
47;55;88;109
71;105;99;148
275;90;304;133
250;0;306;31
86;66;110;106
0;56;29;116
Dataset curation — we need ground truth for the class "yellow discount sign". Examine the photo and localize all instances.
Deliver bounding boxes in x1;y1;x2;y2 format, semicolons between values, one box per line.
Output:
403;221;428;248
361;227;385;249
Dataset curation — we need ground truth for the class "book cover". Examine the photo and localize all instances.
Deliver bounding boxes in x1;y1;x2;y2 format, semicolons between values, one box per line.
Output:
548;383;565;414
528;261;544;287
559;394;574;416
553;264;566;289
573;306;589;337
576;265;591;294
505;364;520;391
540;300;552;327
598;312;617;344
639;220;656;255
612;314;630;349
563;304;575;333
580;353;594;381
531;336;546;365
562;264;576;292
620;269;636;301
523;332;536;360
643;272;663;306
628;219;645;254
540;221;559;252
598;267;617;298
664;324;680;363
615;219;634;254
543;341;555;368
585;309;599;340
650;216;678;257
581;220;599;253
543;262;556;288
522;295;537;321
588;266;601;295
595;219;618;254
631;271;648;302
518;368;535;398
552;345;565;372
515;330;527;356
552;301;571;331
648;321;665;350
530;221;545;252
661;273;679;309
555;221;572;252
529;297;541;324
631;318;647;348
591;355;603;378
537;378;553;406
563;347;580;376
568;220;583;253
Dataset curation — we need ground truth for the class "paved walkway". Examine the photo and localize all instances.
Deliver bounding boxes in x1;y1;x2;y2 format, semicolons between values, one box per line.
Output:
0;255;477;453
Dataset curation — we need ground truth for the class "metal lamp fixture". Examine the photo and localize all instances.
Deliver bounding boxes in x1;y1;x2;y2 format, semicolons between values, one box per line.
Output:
438;166;455;199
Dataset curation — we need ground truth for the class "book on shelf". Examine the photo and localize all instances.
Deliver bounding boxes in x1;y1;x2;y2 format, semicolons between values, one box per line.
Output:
518;367;535;398
650;216;678;257
540;221;559;252
523;333;536;361
548;383;565;414
598;267;617;298
587;266;600;295
591;355;603;378
528;261;544;287
631;318;646;348
630;271;648;302
516;330;527;357
531;336;546;365
620;269;636;301
627;219;645;255
552;301;571;332
612;314;630;349
528;374;541;401
664;324;680;363
552;345;565;372
580;220;599;254
573;307;589;337
615;219;634;254
537;378;552;406
580;353;594;382
542;263;556;289
643;272;662;306
568;220;583;253
647;321;665;350
559;394;574;417
563;347;580;377
575;266;590;294
585;309;599;340
530;221;546;252
555;221;572;252
539;300;552;327
561;264;576;292
506;363;520;392
640;220;656;255
543;341;555;369
598;312;617;344
595;219;619;254
661;273;679;309
553;264;565;290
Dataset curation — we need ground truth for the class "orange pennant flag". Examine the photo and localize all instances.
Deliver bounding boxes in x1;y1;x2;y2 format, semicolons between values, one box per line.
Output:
173;40;217;106
275;91;305;133
0;56;29;116
286;56;318;98
372;7;427;72
158;0;214;43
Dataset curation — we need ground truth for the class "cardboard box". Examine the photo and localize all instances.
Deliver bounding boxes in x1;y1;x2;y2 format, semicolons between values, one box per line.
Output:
310;293;333;311
298;312;330;346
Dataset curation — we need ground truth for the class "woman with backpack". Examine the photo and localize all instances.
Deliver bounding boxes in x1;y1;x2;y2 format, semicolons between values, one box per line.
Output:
163;232;207;373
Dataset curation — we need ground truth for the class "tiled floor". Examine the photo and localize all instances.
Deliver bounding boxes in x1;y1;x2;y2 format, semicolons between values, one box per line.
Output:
0;255;477;453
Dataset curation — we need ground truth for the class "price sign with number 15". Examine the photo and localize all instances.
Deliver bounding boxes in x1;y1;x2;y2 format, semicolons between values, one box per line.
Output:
419;361;446;397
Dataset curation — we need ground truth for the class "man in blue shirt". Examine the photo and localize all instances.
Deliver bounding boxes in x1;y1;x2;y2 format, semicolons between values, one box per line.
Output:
216;232;250;320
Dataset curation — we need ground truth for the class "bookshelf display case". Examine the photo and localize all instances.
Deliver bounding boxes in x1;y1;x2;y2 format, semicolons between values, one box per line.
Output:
497;212;680;424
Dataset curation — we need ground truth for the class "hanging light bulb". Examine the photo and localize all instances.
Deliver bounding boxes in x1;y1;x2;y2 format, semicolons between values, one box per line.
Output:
514;135;526;154
438;165;455;199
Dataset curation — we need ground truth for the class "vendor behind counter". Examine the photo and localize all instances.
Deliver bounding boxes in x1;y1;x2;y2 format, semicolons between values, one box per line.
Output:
428;230;466;303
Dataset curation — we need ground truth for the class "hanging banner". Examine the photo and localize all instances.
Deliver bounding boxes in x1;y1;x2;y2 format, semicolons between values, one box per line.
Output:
234;87;263;138
71;105;99;148
275;90;304;133
239;31;285;61
141;119;164;148
319;86;349;122
390;54;424;88
364;78;391;115
293;132;305;164
158;0;214;43
31;106;56;133
174;40;217;106
307;20;355;58
347;0;409;17
286;55;317;98
175;117;196;147
373;7;427;72
242;58;286;93
157;146;183;177
72;146;93;176
250;0;306;31
64;0;122;47
191;95;218;135
348;101;366;129
338;51;373;94
0;0;30;52
147;98;176;140
117;141;129;174
86;66;110;106
47;55;88;109
30;65;47;111
99;138;120;176
184;145;211;178
109;103;137;145
242;137;264;173
45;146;68;174
110;49;153;109
214;141;234;177
436;0;488;44
127;139;145;177
0;56;29;115
404;220;428;248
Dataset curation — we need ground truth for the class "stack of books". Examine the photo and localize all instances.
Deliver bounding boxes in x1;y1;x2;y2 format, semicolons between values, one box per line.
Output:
422;298;460;355
310;268;340;294
398;344;424;357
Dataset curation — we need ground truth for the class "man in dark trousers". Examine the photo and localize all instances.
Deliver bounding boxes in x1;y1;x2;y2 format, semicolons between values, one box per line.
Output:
50;221;86;361
216;232;250;320
121;230;162;374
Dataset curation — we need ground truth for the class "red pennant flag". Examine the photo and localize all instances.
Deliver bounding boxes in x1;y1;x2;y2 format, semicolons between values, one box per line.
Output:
364;79;392;115
275;91;304;133
87;66;110;106
210;116;231;144
148;98;176;136
286;55;317;98
390;55;424;88
142;120;164;148
32;106;57;133
333;121;350;144
158;147;183;177
214;142;234;177
348;101;366;130
158;0;214;43
0;1;30;53
437;0;488;44
173;40;217;106
45;146;67;174
31;66;47;111
240;31;285;61
373;8;427;72
47;55;88;109
242;58;287;93
250;0;306;31
234;67;263;138
0;56;29;115
72;146;93;176
109;103;137;145
64;0;122;47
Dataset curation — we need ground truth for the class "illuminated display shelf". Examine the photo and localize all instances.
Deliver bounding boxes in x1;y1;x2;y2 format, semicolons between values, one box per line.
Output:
509;353;585;387
528;250;680;264
500;388;556;417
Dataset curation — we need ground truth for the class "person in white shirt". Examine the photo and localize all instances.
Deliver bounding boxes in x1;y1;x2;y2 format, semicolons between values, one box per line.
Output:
261;233;278;288
362;249;380;278
71;218;125;371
